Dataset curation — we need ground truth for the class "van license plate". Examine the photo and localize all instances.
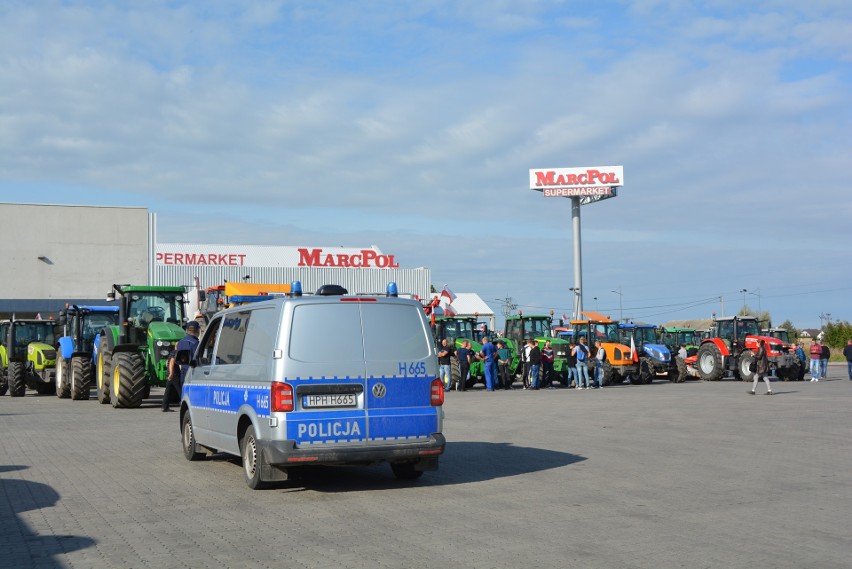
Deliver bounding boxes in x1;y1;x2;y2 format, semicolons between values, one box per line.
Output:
303;394;357;408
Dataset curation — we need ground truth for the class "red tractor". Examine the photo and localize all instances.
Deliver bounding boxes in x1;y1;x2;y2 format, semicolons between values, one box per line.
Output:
693;316;800;382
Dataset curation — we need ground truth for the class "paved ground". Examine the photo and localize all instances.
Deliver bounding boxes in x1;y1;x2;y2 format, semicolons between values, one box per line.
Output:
1;365;851;569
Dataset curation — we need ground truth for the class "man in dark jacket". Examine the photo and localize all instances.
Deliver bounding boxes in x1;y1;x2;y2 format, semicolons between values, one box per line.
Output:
820;343;831;380
844;339;852;380
528;339;542;390
163;320;200;412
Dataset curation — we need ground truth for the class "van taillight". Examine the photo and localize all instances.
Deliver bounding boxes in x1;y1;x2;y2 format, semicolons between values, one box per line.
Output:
430;379;444;406
271;382;294;412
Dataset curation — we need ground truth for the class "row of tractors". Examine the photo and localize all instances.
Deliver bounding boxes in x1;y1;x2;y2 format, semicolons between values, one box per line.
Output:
429;309;803;388
2;281;300;407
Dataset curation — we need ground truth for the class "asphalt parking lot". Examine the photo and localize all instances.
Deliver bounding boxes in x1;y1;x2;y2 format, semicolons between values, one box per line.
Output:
2;366;851;569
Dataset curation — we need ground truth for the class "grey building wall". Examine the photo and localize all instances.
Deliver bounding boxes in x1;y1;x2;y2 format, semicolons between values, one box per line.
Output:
0;203;149;314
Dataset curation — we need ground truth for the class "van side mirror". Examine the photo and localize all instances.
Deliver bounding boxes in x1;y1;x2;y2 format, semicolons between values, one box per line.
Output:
175;349;192;365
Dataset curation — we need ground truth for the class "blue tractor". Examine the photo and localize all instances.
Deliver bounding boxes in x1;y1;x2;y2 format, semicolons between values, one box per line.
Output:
56;305;119;400
618;323;673;384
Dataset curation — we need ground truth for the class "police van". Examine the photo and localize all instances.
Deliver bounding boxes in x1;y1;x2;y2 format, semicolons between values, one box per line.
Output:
179;282;445;489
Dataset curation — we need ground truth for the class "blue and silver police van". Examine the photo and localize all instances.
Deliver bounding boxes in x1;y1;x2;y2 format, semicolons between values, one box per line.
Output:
179;282;445;489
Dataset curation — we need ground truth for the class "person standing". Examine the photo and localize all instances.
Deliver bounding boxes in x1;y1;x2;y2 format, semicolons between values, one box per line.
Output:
541;340;554;389
809;340;823;381
843;339;852;381
566;341;577;388
479;337;499;392
496;340;513;390
749;339;772;395
163;320;200;412
793;342;807;381
573;336;591;390
593;340;606;388
521;339;533;389
820;343;831;380
437;339;454;391
528;339;541;390
677;344;687;360
456;340;472;392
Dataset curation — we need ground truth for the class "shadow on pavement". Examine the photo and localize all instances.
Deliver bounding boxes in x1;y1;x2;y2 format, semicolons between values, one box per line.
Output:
0;477;95;568
208;441;586;493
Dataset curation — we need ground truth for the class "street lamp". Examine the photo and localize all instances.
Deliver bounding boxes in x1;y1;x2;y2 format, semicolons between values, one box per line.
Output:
593;296;598;311
739;288;748;309
748;289;761;313
611;286;623;323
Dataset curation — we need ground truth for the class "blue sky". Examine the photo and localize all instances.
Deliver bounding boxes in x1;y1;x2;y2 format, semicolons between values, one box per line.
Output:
2;0;850;329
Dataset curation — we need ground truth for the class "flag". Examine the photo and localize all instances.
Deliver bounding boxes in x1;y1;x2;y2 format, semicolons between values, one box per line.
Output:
440;285;457;303
630;334;639;363
443;304;457;316
562;313;568;321
35;313;42;320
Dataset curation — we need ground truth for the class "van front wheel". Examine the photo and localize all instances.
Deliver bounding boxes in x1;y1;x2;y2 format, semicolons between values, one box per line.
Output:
241;425;268;490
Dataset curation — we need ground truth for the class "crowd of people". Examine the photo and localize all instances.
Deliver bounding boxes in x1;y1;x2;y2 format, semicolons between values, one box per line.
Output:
438;336;610;392
437;336;852;393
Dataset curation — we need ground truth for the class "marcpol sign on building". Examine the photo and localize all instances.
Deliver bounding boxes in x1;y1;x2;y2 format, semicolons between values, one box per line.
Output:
529;166;624;197
156;244;400;268
154;242;429;301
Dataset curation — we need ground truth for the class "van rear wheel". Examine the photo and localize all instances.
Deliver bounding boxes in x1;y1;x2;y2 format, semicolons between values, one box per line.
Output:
391;462;423;481
241;425;268;490
182;413;204;461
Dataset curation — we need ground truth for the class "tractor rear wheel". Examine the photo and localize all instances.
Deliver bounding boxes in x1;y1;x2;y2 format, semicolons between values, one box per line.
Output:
56;358;71;398
696;344;724;381
71;356;92;400
601;361;615;387
9;362;26;397
737;351;756;382
450;356;460;391
111;352;146;409
96;350;111;404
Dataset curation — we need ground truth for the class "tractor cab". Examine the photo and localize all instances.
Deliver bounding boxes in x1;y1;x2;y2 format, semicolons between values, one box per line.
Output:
108;286;186;346
762;328;791;344
0;319;58;396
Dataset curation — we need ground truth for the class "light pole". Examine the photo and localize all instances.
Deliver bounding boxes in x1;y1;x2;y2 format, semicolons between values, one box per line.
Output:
611;286;623;323
739;288;748;310
569;287;580;320
748;289;761;314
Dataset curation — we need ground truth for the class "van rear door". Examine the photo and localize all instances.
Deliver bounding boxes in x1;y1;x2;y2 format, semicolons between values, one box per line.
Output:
284;301;369;446
360;301;440;444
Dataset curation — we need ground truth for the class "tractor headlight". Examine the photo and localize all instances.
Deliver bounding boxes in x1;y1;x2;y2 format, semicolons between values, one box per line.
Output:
160;349;170;357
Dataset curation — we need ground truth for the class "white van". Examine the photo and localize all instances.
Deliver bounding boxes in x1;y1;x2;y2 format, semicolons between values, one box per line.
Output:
179;282;445;489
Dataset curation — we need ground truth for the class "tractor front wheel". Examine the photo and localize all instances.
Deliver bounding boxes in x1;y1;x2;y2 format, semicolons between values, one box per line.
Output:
737;351;756;382
56;358;71;398
71;356;92;400
8;362;26;397
638;359;654;384
601;361;615;387
111;352;146;409
696;344;724;381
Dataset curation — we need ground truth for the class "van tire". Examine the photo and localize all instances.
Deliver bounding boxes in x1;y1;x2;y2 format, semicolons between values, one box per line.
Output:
56;358;71;398
391;462;423;481
182;413;204;461
241;425;268;489
71;356;92;400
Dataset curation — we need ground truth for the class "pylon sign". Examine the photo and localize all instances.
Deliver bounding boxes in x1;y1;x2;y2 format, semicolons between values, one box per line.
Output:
529;166;623;205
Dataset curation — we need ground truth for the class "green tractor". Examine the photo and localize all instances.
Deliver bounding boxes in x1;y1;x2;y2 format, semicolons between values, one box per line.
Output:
0;318;58;396
499;313;571;386
96;285;188;408
432;316;484;389
658;327;701;382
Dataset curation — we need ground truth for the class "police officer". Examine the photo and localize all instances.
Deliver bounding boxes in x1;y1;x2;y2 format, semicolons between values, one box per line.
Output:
163;320;200;412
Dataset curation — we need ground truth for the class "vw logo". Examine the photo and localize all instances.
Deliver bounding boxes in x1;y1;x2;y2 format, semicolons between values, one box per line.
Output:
372;383;387;398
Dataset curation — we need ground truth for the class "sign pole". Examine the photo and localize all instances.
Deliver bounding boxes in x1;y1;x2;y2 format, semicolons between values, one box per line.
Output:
571;197;583;319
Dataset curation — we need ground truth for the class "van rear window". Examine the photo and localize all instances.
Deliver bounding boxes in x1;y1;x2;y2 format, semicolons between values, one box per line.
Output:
289;303;430;363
